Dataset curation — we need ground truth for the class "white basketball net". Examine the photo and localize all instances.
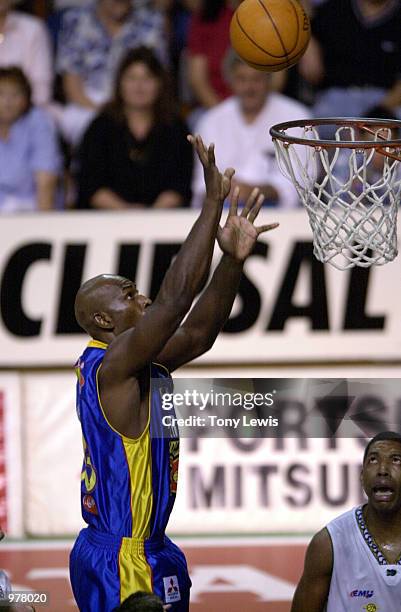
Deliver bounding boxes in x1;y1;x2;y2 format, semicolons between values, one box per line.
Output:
273;124;401;269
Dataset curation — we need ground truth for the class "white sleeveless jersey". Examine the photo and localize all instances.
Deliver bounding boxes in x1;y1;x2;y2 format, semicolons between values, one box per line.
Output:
326;505;401;612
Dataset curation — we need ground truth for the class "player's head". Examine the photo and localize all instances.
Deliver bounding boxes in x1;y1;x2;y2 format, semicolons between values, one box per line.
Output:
74;274;151;340
361;431;401;514
112;591;164;611
224;49;272;116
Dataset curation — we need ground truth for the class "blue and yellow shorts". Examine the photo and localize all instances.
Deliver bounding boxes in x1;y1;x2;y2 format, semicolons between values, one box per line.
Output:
70;527;191;612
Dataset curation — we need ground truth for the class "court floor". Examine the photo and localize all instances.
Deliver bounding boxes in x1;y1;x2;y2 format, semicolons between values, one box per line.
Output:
0;536;308;611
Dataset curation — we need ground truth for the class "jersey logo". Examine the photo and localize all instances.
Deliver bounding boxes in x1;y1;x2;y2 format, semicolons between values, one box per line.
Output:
75;358;85;389
83;494;98;515
169;440;179;494
386;569;397;576
364;604;379;612
163;575;181;603
350;590;374;598
81;436;97;492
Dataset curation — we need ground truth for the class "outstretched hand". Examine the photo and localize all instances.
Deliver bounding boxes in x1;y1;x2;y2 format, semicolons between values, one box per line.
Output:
188;134;235;203
217;187;279;262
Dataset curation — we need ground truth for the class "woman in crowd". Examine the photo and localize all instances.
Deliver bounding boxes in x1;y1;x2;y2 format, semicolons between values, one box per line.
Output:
77;46;193;209
0;67;61;213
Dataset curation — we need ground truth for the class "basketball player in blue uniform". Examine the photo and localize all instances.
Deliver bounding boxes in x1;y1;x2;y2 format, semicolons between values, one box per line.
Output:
291;431;401;611
71;134;278;612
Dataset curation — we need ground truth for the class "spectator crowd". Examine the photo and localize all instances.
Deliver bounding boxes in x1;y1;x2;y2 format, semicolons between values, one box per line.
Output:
0;0;400;212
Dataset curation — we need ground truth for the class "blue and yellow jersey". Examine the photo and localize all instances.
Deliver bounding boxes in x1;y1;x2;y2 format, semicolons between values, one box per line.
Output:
74;340;179;539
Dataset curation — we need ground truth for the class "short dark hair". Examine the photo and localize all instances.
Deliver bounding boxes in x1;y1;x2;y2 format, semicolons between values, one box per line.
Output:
112;591;164;611
363;431;401;463
0;66;32;114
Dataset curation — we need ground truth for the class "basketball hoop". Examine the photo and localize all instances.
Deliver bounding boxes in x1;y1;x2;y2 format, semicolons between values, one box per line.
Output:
270;118;401;269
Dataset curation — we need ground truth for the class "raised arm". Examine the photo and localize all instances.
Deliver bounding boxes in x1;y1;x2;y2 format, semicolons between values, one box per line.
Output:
156;188;278;371
291;528;333;612
101;136;234;379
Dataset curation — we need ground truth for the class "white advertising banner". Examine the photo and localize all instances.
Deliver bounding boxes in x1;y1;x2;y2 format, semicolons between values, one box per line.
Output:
0;374;23;537
23;371;400;537
171;436;365;534
0;211;400;367
24;372;85;535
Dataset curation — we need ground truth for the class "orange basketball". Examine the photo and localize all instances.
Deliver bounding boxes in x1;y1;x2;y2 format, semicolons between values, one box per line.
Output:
230;0;311;72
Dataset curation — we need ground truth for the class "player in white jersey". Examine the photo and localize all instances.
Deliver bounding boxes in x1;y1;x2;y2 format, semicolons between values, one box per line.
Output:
291;431;401;612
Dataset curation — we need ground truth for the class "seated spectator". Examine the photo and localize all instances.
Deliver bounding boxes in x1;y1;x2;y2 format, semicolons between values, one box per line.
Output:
56;0;169;145
191;51;311;209
0;67;61;213
0;0;53;105
113;590;168;611
299;0;401;120
77;46;192;209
